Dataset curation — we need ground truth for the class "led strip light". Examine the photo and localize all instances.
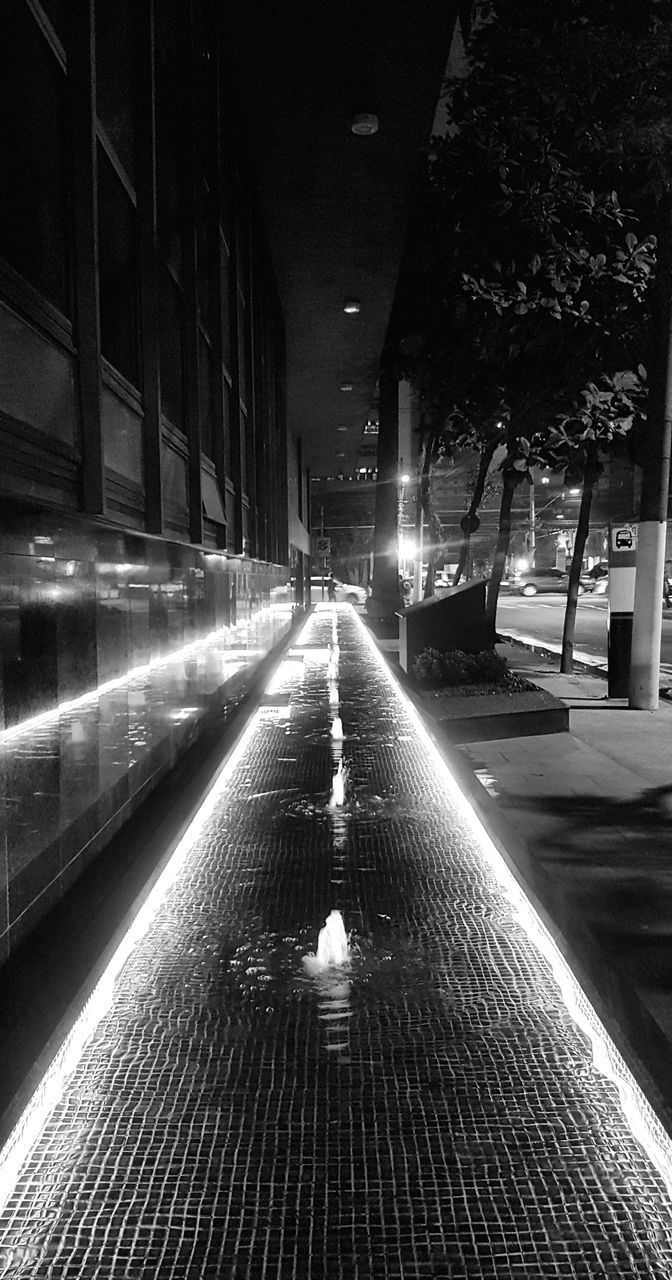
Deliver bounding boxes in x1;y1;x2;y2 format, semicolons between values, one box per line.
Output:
354;607;672;1199
0;604;292;747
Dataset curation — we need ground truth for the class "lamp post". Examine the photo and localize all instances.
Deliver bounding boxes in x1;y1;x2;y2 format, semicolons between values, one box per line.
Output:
398;473;410;578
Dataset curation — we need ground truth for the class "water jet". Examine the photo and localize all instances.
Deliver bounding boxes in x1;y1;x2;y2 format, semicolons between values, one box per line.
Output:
316;910;350;967
329;760;346;807
331;715;344;741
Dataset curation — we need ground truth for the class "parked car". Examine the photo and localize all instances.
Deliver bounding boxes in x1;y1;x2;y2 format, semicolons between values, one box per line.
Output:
310;576;367;605
507;567;587;597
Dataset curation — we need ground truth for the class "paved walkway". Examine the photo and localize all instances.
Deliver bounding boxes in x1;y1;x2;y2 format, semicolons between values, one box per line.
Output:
439;641;672;1132
1;609;672;1278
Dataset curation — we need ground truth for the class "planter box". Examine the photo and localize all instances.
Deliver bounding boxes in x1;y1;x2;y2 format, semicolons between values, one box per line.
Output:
397;579;492;674
415;684;568;743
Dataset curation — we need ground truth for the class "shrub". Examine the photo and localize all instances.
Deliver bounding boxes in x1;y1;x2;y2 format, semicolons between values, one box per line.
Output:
412;647;510;688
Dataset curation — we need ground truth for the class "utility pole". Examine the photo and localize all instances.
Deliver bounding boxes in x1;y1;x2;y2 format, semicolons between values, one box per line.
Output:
528;480;536;559
630;195;672;710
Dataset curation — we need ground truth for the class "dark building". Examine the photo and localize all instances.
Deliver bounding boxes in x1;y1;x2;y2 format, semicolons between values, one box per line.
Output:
0;0;301;962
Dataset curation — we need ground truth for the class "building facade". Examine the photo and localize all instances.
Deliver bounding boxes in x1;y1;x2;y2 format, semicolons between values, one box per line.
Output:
0;0;309;962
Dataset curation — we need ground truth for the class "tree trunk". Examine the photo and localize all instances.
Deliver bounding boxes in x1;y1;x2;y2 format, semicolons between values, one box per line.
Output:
561;473;595;674
368;368;403;620
419;423;443;599
485;476;515;634
452;438;497;586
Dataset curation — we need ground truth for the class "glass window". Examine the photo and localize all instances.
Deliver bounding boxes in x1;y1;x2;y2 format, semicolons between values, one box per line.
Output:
222;374;232;476
237;291;249;404
159;267;185;430
97;145;139;387
95;0;136;183
220;239;232;371
38;0;66;39
198;333;213;459
196;184;213;332
156;64;185;278
240;406;247;497
0;2;69;313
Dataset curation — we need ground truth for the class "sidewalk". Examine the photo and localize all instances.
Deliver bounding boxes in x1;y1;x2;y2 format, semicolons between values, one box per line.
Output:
413;635;672;1134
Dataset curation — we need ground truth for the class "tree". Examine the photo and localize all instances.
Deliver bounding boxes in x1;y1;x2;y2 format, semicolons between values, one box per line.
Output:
399;0;659;635
452;426;504;586
541;368;647;671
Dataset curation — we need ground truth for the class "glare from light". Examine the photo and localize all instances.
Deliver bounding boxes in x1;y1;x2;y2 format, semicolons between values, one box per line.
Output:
350;113;379;136
515;558;529;572
0;606;287;748
352;608;672;1200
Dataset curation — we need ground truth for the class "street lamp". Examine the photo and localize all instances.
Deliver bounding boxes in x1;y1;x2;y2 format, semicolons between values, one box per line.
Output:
398;473;410;568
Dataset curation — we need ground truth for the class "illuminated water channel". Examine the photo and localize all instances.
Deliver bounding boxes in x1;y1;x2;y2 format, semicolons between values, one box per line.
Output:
1;605;672;1278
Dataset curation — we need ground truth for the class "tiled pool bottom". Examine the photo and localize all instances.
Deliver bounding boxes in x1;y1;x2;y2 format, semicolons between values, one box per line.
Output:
1;608;672;1278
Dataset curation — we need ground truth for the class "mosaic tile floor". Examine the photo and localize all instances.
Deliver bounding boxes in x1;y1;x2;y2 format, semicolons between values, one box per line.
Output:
1;606;672;1278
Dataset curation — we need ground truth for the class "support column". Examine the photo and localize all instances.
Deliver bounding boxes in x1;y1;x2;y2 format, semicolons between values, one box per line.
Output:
183;26;203;547
69;0;105;514
367;367;403;621
136;0;163;534
629;196;672;709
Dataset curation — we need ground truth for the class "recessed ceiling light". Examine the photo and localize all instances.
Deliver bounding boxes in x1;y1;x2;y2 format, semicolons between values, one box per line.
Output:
351;113;379;136
336;451;345;458
337;426;348;432
339;382;353;392
343;299;361;314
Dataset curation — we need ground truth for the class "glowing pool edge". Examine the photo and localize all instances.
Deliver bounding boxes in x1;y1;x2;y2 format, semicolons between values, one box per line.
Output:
354;607;672;1201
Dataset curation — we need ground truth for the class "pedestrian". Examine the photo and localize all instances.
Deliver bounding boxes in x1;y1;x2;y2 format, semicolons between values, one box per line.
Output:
327;572;337;602
663;563;672;609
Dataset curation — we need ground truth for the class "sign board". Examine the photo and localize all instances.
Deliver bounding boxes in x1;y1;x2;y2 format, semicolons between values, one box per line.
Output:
611;524;637;553
313;536;331;556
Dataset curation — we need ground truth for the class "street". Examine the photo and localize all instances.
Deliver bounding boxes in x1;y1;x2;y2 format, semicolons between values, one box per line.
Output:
496;592;672;668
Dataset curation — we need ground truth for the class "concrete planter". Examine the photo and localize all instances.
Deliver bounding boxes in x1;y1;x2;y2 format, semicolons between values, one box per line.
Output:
414;683;568;743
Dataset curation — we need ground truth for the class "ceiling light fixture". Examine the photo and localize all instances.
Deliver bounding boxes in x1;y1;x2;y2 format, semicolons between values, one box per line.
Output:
339;382;353;392
351;113;379;136
337;426;348;432
343;299;361;314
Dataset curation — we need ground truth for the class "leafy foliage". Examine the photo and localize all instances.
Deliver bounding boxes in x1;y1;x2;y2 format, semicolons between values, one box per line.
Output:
413;646;510;688
396;0;670;636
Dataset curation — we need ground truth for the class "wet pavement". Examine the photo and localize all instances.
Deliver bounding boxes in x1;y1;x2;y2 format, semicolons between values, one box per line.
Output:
1;606;672;1277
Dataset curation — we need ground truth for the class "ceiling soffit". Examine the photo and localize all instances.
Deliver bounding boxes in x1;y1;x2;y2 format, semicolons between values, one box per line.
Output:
226;2;458;476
